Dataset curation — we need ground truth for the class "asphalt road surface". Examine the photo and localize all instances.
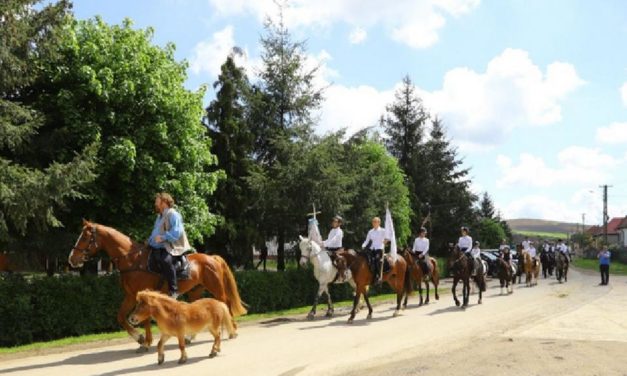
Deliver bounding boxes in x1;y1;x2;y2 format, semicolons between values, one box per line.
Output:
2;268;626;376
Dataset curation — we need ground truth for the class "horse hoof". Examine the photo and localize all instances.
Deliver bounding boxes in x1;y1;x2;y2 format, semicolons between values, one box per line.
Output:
366;314;373;320
158;355;164;365
347;318;354;324
178;357;187;364
393;310;400;317
136;345;149;354
478;300;482;304
325;310;334;318
229;333;238;339
455;301;460;307
185;337;192;345
307;312;315;320
209;352;218;359
137;334;145;345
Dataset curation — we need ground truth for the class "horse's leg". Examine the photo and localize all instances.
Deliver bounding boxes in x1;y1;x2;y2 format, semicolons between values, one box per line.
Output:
477;278;483;304
117;294;148;351
425;280;430;305
433;270;440;300
177;334;188;364
364;291;374;320
348;289;361;324
393;272;404;317
452;277;460;307
417;277;424;306
463;278;470;307
157;334;170;365
208;326;220;358
324;286;334;317
308;283;324;320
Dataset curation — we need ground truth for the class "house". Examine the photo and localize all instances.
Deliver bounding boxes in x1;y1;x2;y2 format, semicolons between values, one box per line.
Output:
587;217;623;246
618;217;627;247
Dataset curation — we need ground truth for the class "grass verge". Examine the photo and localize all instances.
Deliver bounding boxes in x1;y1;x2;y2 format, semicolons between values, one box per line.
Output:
572;258;627;275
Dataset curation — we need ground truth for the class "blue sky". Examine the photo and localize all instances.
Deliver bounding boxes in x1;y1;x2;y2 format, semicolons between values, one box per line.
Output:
72;0;627;225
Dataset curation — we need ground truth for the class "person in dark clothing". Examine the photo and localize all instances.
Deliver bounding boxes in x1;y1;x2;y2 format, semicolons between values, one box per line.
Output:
598;246;611;285
256;244;268;271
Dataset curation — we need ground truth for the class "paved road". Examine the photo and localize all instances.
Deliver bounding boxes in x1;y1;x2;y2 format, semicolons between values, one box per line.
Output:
2;268;626;376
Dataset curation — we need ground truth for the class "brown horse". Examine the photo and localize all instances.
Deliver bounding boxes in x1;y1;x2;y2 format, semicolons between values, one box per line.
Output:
402;249;440;306
555;251;569;283
129;290;236;364
336;249;410;323
522;251;541;287
68;220;246;352
448;244;485;307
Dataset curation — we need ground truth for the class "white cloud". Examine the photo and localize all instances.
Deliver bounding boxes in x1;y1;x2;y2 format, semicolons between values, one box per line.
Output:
496;146;621;189
422;48;585;148
189;26;237;77
621;82;627;106
596;122;627;144
208;0;480;49
348;27;367;44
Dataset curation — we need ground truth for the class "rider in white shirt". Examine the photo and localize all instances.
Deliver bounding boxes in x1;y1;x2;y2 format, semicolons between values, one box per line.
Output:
324;215;344;252
412;227;430;274
362;217;388;282
522;236;531;251
458;226;472;253
470;241;482;275
556;239;571;262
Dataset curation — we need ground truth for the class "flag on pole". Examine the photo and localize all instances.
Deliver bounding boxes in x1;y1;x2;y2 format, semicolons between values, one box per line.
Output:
385;206;398;261
308;217;323;247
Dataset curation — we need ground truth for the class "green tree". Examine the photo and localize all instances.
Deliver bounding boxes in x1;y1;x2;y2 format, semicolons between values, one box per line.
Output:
21;17;220;252
204;53;257;266
380;76;430;232
248;9;323;270
477;218;506;249
0;0;97;244
479;192;496;220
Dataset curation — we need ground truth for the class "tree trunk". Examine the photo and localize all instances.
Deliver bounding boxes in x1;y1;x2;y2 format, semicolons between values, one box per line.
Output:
277;229;285;271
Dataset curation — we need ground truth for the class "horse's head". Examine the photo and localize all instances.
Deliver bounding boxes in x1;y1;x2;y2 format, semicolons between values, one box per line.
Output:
128;290;155;326
68;219;101;268
298;236;321;267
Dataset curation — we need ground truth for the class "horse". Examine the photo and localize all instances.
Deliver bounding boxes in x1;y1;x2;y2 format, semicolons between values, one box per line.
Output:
402;249;440;306
540;250;555;278
496;257;515;295
555;252;569;283
335;249;410;323
522;251;541;287
514;245;525;284
129;290;236;364
447;244;486;307
68;220;247;352
298;236;356;320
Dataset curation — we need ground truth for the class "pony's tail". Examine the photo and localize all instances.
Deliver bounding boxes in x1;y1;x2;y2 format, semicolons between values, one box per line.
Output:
221;302;237;338
216;256;248;317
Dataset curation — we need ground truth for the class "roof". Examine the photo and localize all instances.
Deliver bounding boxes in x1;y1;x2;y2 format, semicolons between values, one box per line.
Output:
618;216;627;230
589;217;624;236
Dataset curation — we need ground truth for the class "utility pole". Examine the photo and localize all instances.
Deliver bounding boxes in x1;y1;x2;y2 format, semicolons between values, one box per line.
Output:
599;185;612;245
581;213;585;232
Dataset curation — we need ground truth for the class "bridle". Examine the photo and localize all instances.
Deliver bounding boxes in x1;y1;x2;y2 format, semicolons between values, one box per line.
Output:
72;225;99;262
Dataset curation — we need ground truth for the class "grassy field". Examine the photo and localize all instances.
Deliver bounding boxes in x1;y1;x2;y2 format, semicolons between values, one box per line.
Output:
0;291;412;355
572;258;627;275
513;230;568;239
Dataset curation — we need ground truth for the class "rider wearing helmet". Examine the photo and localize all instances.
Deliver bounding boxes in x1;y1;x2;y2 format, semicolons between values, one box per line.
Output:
412;227;430;274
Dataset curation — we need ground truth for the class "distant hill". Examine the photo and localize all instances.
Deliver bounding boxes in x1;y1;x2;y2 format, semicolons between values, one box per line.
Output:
506;218;585;239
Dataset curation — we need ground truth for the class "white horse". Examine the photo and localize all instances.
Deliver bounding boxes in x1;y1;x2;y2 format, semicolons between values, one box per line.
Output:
299;236;355;320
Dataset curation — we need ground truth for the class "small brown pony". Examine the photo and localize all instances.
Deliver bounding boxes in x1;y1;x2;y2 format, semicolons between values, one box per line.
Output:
336;249;410;323
68;220;246;352
522;251;541;287
129;290;236;364
402;249;440;306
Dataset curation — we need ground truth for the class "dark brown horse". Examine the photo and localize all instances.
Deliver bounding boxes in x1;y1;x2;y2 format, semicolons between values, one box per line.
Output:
402;249;440;306
448;244;485;307
555;251;569;283
68;220;247;352
336;249;410;323
496;257;515;295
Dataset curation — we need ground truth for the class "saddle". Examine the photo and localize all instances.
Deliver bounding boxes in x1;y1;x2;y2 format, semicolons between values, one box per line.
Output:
147;248;193;280
414;255;431;277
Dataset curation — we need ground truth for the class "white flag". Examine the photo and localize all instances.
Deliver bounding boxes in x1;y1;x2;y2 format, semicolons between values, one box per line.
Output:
308;218;324;248
384;207;398;261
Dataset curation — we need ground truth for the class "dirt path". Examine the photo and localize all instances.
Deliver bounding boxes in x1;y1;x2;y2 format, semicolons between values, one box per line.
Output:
2;268;626;376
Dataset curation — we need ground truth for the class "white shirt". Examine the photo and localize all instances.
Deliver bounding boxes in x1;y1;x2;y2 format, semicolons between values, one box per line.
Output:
362;227;386;250
412;237;429;256
458;235;472;250
528;246;537;258
471;246;481;258
499;244;509;251
323;227;343;248
556;243;568;254
522;240;530;250
543;243;550;252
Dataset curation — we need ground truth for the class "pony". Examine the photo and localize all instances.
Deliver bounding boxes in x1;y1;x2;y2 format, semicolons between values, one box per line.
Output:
496;257;515;295
555;251;569;283
402;248;440;306
522;251;541;287
447;244;485;307
540;249;555;278
129;290;236;364
335;249;410;323
298;236;356;320
68;220;246;352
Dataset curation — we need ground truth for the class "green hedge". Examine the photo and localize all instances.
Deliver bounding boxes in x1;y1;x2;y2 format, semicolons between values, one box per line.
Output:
0;268;396;347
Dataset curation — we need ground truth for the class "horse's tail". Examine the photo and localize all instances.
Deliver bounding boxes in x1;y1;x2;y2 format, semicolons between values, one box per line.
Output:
477;275;486;292
215;256;248;317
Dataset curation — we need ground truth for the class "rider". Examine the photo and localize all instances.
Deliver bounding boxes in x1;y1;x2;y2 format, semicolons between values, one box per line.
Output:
527;240;538;267
522;236;531;252
470;240;482;276
499;239;513;269
556;239;571;262
324;215;345;279
458;226;473;270
148;192;191;299
362;217;387;282
412;227;430;275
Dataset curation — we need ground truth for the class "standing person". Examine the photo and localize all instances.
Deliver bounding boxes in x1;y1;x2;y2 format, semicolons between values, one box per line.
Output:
148;192;191;299
362;217;387;282
324;215;344;253
598;246;611;285
255;243;268;271
412;227;430;274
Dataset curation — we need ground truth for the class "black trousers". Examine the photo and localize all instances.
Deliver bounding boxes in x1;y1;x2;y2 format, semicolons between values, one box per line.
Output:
155;248;177;293
600;264;609;285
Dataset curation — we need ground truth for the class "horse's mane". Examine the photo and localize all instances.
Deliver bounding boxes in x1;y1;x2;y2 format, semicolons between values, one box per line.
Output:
137;290;177;304
94;223;142;250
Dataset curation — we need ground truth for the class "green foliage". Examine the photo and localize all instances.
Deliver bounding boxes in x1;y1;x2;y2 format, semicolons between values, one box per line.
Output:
479;192;496;220
476;218;506;249
0;0;98;241
17;17;220;254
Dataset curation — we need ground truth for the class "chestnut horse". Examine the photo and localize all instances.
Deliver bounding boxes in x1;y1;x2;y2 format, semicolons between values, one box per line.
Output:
336;249;410;323
448;244;485;307
129;290;236;364
522;251;541;287
402;249;440;306
68;220;246;352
